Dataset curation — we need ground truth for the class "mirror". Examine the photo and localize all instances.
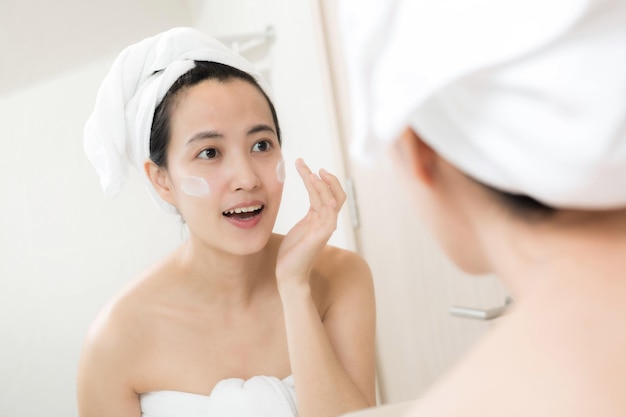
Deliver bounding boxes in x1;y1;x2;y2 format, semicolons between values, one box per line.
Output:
0;1;354;415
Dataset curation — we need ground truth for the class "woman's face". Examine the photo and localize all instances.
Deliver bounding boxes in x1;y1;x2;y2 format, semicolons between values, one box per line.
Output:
164;78;284;255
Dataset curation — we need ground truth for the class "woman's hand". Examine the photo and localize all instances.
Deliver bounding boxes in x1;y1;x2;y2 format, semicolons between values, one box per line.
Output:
276;158;347;290
275;160;375;417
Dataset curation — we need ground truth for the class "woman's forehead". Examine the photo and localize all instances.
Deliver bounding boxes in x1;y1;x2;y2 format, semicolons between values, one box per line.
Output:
170;79;275;137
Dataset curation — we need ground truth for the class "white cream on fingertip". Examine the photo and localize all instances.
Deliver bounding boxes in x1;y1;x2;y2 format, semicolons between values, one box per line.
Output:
181;176;211;198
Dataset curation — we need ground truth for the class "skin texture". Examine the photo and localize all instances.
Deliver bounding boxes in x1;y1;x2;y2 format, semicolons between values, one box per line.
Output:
76;79;376;417
393;128;626;417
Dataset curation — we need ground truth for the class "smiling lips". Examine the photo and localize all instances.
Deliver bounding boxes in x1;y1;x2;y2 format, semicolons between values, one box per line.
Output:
222;204;265;222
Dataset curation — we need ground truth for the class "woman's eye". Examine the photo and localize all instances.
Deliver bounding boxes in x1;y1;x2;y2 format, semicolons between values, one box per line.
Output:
252;140;272;152
198;148;218;159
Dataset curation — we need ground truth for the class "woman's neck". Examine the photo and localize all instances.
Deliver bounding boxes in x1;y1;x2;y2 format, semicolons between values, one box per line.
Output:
173;234;279;308
484;207;626;302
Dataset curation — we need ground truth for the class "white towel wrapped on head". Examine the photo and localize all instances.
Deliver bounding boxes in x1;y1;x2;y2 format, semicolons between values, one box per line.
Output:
340;0;626;209
84;27;271;213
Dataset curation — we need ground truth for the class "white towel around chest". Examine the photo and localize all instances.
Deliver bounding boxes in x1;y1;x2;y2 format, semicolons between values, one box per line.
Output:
140;375;297;417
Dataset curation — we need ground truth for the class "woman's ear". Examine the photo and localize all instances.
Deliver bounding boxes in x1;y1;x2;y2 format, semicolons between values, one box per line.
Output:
396;127;438;187
144;160;175;205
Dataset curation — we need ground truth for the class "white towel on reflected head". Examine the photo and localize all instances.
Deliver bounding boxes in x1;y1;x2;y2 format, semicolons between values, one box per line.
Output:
84;27;271;213
339;0;626;209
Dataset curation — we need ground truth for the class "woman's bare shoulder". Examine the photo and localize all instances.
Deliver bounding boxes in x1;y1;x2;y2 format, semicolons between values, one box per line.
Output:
316;244;372;281
80;255;178;368
76;258;179;414
268;233;370;281
311;244;374;312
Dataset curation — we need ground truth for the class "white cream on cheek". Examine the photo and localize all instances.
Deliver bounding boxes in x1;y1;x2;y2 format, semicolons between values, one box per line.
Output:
180;159;283;197
276;158;286;183
181;176;211;198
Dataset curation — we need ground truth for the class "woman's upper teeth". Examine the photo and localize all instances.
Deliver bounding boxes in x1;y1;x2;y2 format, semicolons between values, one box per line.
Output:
224;204;262;215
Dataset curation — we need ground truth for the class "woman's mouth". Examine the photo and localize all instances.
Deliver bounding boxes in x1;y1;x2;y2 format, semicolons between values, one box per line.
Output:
222;204;264;220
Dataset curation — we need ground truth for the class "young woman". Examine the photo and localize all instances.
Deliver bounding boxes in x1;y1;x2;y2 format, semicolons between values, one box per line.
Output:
340;0;626;415
78;28;375;417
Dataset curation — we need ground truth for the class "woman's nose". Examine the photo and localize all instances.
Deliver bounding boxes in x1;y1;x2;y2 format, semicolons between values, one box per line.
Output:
229;155;261;191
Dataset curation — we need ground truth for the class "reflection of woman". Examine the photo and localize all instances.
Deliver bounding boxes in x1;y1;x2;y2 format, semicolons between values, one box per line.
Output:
78;28;375;417
340;0;626;415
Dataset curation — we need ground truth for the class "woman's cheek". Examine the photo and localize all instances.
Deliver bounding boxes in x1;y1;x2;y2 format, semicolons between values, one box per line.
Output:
275;158;286;184
181;176;212;198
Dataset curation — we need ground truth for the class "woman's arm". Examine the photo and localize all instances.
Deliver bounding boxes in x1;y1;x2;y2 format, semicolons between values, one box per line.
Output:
280;253;376;417
277;159;376;417
321;251;377;406
76;307;142;417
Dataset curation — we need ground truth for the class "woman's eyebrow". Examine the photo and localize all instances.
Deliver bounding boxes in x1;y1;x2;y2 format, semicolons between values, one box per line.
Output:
186;125;274;144
247;124;276;136
186;130;223;145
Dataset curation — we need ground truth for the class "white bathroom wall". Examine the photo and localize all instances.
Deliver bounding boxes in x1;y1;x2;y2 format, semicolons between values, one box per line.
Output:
0;0;194;95
0;1;351;416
